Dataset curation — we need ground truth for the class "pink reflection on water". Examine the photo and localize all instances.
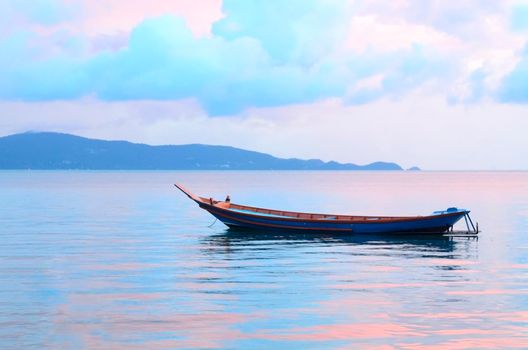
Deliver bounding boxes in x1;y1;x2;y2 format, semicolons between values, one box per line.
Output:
256;323;424;341
432;328;521;336
337;345;396;350
368;265;402;272
505;263;528;269
331;280;482;290
52;292;259;349
56;313;250;349
400;311;528;322
447;289;528;296
332;282;429;289
425;258;478;266
399;337;527;350
86;262;162;271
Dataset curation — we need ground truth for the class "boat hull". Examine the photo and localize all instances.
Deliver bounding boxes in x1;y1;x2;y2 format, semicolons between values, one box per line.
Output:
200;203;466;234
174;183;472;235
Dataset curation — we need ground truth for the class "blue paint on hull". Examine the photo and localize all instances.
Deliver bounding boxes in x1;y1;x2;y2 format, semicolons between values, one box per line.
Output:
200;203;467;234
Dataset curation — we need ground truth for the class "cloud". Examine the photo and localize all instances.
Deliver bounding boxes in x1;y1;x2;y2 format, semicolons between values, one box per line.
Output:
0;0;527;117
0;2;456;115
0;0;79;32
78;0;223;38
345;14;461;54
213;0;352;65
14;0;79;25
499;44;528;102
2;96;528;170
356;1;503;39
0;30;91;100
511;4;528;31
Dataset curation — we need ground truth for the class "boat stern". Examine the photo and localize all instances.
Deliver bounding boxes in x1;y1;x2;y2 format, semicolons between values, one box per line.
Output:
432;207;469;216
432;207;477;233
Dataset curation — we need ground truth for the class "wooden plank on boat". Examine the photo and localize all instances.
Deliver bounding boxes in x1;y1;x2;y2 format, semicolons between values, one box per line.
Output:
443;231;479;237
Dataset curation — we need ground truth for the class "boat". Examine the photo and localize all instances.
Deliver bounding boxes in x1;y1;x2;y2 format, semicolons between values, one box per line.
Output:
174;184;478;235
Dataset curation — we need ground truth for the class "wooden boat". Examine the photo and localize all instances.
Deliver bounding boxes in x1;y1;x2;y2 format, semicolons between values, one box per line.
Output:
175;184;478;234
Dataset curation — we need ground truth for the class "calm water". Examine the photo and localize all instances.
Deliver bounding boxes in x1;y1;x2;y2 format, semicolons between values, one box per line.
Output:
0;171;527;349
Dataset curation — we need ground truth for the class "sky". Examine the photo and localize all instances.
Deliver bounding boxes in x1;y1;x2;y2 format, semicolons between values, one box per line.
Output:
1;0;528;170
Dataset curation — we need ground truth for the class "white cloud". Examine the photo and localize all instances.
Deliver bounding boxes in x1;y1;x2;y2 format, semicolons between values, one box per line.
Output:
2;96;527;170
346;15;461;54
345;1;527;102
0;1;527;171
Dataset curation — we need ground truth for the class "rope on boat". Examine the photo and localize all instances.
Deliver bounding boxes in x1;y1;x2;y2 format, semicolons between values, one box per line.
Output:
208;218;218;228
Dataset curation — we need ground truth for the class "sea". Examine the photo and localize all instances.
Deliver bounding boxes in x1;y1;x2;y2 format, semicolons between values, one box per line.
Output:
0;171;527;349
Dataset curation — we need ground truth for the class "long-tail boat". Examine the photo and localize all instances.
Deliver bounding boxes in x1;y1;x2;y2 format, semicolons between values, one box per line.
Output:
175;184;478;234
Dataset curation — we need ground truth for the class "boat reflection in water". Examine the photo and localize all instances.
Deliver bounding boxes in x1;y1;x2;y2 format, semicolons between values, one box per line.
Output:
201;227;478;260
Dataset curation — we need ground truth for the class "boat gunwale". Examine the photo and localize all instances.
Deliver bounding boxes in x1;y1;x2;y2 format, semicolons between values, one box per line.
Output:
174;183;468;225
204;206;354;231
198;198;467;225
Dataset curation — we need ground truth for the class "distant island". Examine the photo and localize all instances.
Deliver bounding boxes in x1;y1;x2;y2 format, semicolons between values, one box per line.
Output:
0;132;409;170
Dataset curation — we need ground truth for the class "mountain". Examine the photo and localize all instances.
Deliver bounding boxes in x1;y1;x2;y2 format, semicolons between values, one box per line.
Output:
0;132;403;170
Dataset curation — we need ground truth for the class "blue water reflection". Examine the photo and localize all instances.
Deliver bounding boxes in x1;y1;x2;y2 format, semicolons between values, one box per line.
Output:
0;171;526;349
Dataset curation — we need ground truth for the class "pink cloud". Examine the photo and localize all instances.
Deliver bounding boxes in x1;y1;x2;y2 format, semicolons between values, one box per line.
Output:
79;0;223;37
2;0;223;50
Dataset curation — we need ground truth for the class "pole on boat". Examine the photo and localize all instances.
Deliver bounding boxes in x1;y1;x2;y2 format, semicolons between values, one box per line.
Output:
466;213;477;233
463;213;470;233
462;212;478;234
445;212;479;237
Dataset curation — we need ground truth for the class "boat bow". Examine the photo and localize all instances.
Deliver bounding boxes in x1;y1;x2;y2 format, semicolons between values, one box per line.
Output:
174;183;202;203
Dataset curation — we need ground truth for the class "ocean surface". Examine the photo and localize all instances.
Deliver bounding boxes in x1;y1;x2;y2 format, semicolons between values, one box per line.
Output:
0;171;527;349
